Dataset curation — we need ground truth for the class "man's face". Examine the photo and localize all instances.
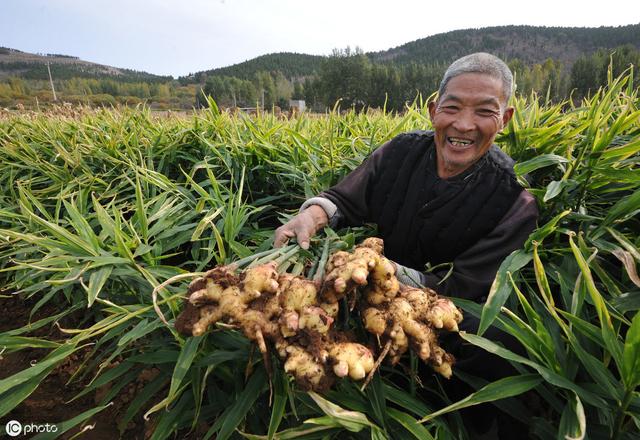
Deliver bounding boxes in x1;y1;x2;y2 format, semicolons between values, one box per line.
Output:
428;73;514;178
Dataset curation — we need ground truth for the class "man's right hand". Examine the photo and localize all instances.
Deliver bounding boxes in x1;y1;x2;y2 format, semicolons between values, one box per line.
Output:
274;205;329;250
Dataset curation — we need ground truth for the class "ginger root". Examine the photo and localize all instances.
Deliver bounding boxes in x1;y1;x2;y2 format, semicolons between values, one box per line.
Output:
175;261;373;391
362;285;460;376
322;238;462;378
174;237;463;390
321;238;399;305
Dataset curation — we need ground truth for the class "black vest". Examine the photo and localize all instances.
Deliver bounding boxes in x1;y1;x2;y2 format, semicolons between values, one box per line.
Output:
368;131;523;271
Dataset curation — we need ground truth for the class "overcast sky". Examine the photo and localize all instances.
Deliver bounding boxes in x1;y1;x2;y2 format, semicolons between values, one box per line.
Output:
1;0;637;78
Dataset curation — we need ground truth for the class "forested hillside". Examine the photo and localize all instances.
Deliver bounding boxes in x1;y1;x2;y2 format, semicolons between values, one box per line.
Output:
179;52;324;83
180;23;640;111
1;23;639;110
0;47;170;82
370;24;640;65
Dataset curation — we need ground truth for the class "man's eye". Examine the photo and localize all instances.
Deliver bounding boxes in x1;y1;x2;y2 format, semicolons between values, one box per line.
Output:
441;106;458;112
477;109;497;116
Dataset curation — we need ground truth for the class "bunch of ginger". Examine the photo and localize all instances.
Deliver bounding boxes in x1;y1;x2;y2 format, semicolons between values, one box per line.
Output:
175;238;462;391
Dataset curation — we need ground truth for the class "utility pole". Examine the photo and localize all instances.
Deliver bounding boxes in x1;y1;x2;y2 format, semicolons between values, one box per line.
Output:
47;61;57;101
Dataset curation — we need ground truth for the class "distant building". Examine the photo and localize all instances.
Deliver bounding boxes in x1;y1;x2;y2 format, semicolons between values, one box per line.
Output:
289;100;306;112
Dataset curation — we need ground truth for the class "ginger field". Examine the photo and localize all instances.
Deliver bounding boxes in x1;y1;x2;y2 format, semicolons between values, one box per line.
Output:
1;72;639;439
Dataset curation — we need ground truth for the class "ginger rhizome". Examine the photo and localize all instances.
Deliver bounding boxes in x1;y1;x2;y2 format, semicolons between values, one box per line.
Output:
174;237;462;390
321;238;463;378
175;262;373;391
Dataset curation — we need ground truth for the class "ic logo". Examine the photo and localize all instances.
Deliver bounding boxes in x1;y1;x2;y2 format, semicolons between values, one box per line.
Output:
5;420;22;437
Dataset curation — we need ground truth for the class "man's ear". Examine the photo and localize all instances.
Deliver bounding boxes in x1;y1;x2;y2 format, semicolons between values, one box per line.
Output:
428;101;436;119
502;106;515;128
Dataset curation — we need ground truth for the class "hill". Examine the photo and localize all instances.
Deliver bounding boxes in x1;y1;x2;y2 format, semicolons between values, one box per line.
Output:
370;24;640;65
4;23;638;84
179;52;324;83
179;23;640;83
0;47;171;82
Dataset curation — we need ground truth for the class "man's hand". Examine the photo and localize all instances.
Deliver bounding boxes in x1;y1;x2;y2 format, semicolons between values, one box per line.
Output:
274;205;328;249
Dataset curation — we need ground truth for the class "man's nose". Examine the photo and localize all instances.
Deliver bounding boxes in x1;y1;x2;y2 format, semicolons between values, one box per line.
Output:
452;109;475;132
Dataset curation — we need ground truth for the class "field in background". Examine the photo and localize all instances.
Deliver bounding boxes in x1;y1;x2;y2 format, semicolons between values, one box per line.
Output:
0;70;639;439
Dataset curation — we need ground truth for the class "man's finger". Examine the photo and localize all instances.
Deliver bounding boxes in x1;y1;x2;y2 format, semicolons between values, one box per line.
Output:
274;228;295;248
297;229;311;250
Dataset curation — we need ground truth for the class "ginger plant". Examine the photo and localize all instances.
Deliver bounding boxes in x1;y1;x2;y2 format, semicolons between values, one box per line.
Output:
173;237;462;391
175;259;374;391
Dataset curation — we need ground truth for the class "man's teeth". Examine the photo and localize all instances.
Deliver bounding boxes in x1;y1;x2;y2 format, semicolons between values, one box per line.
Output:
448;137;473;146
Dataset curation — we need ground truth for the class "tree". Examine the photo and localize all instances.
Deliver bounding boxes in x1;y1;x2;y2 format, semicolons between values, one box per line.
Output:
570;55;601;98
273;71;293;106
292;82;304;100
319;47;371;110
253;71;276;108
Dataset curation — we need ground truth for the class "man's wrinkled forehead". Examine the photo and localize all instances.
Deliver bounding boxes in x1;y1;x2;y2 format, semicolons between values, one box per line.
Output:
438;93;502;108
439;73;508;107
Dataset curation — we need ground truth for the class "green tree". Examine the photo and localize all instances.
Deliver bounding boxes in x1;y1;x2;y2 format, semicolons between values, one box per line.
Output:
570;55;601;98
320;47;371;110
292;82;304;100
253;71;276;108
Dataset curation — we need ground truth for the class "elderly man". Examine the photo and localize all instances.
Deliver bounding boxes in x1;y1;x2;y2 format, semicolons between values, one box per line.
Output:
275;53;539;435
275;52;537;302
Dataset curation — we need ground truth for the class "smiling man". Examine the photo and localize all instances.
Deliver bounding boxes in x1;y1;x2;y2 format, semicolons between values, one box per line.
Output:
274;52;538;436
431;72;515;178
275;52;537;302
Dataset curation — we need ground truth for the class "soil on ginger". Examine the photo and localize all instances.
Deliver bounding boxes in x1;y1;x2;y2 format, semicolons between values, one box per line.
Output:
0;295;157;439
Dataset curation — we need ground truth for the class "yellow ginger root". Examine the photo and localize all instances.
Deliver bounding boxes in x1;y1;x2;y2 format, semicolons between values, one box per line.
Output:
321;250;370;302
187;266;239;306
175;261;374;391
277;274;336;336
321;238;392;303
298;306;335;334
280;335;375;388
365;254;400;305
426;298;464;332
191;285;260;336
362;285;462;378
174;236;462;389
328;342;375;380
319;237;461;378
241;262;280;296
431;353;456;378
179;263;282;338
279;273;316;311
283;345;329;390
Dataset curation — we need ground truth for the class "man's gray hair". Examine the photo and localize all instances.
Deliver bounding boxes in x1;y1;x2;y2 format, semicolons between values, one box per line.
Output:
438;52;514;105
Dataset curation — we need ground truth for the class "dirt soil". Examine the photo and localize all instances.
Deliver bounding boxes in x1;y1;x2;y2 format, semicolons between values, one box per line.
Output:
0;295;155;439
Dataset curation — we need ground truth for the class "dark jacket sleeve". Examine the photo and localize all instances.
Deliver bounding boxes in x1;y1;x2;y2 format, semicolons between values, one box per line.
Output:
398;190;539;300
318;142;389;226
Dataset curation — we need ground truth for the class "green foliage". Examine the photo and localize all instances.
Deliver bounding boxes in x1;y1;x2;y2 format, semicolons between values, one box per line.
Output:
478;70;640;439
0;69;639;439
570;45;640;99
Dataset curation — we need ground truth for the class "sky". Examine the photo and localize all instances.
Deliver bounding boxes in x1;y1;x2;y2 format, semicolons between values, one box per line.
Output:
1;0;638;78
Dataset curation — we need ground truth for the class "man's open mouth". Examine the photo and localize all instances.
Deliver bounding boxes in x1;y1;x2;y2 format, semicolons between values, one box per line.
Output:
447;137;474;147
